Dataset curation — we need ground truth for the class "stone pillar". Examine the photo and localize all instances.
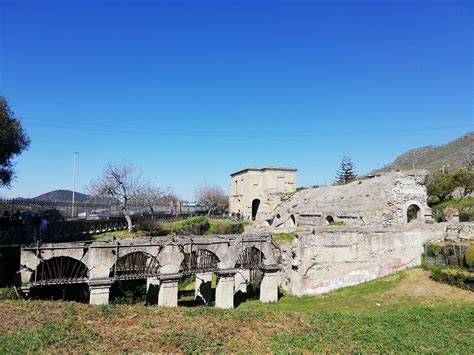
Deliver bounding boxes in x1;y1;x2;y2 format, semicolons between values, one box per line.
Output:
215;270;236;309
234;269;250;294
89;280;113;305
259;265;280;303
195;272;213;304
146;277;160;306
158;273;181;307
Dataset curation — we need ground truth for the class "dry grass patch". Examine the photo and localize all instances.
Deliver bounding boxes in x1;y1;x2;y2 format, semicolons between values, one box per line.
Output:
384;268;474;304
0;300;66;335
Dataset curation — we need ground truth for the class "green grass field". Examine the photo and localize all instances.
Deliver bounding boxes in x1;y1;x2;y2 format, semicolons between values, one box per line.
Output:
1;268;473;353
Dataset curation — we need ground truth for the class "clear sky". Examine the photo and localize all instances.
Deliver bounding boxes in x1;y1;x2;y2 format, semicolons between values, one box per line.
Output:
0;0;472;200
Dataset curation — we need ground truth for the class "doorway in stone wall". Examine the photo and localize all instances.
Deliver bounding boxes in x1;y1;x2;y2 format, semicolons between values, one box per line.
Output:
251;199;260;221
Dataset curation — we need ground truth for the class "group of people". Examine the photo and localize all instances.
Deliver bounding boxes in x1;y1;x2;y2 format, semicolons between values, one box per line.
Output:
0;210;49;232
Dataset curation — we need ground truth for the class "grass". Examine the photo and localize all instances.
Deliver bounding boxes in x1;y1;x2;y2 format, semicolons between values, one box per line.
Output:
272;233;294;244
205;219;251;235
94;230;140;240
161;216;207;230
0;306;100;353
1;268;473;352
92;217;249;239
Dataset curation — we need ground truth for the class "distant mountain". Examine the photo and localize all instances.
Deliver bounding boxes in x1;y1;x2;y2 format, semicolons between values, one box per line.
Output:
374;132;474;173
34;190;92;202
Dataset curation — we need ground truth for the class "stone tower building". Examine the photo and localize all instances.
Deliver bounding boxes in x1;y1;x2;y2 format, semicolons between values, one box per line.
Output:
229;167;297;220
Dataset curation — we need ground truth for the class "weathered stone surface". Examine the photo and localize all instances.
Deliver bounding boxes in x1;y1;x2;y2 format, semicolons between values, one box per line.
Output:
229;167;297;220
215;271;235;309
89;280;113;305
259;266;280;303
253;171;432;233
279;223;456;296
158;278;179;307
443;207;459;222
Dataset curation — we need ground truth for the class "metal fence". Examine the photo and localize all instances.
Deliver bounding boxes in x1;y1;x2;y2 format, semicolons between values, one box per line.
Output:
0;197;209;220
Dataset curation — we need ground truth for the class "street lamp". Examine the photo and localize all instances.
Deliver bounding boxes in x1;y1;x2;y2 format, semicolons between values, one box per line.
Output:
72;152;79;218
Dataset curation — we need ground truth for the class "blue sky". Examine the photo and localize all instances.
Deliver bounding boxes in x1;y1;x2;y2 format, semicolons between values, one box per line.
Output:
0;0;472;199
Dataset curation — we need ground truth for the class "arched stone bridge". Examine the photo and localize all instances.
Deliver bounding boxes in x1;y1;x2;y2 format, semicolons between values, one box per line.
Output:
20;234;281;308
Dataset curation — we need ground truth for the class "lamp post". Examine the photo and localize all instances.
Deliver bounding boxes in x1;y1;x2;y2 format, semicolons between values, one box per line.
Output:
72;152;79;219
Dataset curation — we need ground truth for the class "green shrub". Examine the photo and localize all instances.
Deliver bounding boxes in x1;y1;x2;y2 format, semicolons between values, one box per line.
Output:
206;220;246;235
431;208;443;223
0;287;20;300
183;220;210;235
135;218;165;236
465;245;474;268
423;261;474;290
426;243;444;257
459;208;474;222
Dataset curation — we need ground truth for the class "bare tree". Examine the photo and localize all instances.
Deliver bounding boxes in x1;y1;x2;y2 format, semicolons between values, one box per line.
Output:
195;184;228;216
88;161;143;231
136;181;175;218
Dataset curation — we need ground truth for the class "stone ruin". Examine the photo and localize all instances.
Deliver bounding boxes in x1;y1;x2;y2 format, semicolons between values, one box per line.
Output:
251;171;433;233
241;170;474;296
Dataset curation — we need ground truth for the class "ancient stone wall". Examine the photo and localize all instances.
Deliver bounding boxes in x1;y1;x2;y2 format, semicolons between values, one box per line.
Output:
279;223;462;296
255;171;432;232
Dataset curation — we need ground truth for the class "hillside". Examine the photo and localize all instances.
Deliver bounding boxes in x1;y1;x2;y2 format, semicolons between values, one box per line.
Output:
34;190;91;202
375;131;473;173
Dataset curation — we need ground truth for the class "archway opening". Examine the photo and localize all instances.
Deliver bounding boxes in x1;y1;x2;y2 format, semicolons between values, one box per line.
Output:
234;247;265;306
30;256;89;302
179;249;220;306
407;204;421;223
109;252;160;305
251;199;261;221
326;216;334;224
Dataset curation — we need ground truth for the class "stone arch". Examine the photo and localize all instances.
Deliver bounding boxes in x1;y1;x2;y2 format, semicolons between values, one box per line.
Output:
406;204;422;223
402;200;428;224
31;256;89;285
109;251;160;280
181;249;220;274
235;246;265;270
326;215;334;224
252;199;261;220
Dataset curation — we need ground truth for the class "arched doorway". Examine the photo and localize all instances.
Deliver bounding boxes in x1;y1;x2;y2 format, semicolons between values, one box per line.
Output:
407;204;421;223
251;199;261;221
326;215;334;224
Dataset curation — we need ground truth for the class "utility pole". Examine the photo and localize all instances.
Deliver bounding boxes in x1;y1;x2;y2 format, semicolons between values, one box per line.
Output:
72;152;79;219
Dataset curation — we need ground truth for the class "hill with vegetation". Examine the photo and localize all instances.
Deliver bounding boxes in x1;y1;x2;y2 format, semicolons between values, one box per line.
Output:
374;131;473;173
